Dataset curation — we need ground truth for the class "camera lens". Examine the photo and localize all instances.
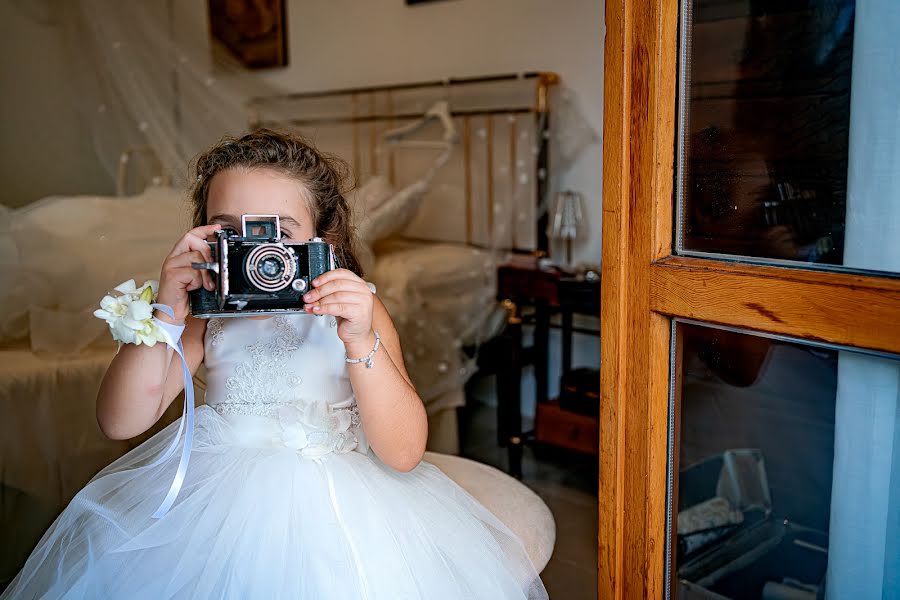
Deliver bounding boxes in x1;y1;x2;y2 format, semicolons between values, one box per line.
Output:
258;256;284;280
245;244;297;292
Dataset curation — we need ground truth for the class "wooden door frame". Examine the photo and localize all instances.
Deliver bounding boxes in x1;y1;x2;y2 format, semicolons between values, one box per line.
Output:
599;0;679;597
598;1;900;598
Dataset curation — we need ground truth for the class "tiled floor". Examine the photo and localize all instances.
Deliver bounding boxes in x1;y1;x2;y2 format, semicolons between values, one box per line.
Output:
459;377;598;600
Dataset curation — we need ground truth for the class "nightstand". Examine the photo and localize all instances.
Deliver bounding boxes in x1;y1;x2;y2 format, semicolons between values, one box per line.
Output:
495;255;601;477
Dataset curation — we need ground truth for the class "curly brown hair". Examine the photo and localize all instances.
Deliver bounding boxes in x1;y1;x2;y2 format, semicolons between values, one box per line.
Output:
190;129;364;276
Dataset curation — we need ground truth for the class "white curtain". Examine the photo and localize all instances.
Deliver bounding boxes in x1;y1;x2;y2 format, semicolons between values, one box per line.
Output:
827;1;900;597
47;0;289;187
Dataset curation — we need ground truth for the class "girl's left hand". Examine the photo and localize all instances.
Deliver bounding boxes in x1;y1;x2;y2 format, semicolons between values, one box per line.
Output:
302;268;374;344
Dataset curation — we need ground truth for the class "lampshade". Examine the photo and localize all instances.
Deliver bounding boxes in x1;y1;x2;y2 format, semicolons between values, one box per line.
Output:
548;190;585;266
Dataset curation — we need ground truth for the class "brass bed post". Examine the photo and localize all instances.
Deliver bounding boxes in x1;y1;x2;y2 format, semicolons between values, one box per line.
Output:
535;72;559;254
509;117;518;249
464;116;473;246
486;115;495;246
387;90;396;186
368;92;377;176
352;93;361;183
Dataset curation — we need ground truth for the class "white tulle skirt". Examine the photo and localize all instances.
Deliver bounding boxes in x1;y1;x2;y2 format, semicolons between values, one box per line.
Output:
2;406;547;599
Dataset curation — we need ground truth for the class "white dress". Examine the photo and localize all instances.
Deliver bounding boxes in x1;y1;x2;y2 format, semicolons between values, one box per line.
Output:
2;314;548;599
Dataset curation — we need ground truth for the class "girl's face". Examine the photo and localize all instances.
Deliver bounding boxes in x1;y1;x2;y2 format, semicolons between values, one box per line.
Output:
205;167;316;242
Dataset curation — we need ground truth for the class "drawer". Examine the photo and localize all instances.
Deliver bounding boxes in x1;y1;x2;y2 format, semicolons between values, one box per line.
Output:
535;401;599;455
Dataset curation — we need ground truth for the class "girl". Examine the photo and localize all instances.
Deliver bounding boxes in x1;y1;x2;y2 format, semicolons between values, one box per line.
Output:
2;130;548;599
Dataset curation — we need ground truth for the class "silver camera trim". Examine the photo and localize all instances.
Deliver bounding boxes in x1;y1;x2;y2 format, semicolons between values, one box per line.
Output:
218;232;230;307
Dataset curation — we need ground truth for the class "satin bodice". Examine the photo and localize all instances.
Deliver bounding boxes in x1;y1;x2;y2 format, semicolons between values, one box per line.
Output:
204;313;353;414
203;313;366;457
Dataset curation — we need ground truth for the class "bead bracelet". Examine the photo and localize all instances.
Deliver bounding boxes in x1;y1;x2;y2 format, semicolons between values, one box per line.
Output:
345;331;380;369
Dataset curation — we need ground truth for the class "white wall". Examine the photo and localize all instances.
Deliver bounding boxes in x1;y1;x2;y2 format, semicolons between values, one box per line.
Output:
256;0;606;267
0;1;113;207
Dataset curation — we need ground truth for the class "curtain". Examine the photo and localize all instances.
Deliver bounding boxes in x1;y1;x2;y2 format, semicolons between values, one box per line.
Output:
827;1;900;596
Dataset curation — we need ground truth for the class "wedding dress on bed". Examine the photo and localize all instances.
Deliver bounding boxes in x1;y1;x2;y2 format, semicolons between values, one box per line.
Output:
2;313;548;599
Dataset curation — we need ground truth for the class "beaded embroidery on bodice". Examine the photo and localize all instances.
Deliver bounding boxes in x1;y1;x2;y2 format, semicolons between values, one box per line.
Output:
204;313;352;416
220;317;306;413
204;314;365;456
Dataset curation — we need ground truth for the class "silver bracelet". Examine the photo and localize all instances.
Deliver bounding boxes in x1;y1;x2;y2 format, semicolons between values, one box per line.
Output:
345;331;380;369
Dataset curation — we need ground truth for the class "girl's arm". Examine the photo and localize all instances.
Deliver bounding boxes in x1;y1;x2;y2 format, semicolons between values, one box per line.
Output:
96;317;206;440
344;299;427;471
303;270;428;472
96;224;221;440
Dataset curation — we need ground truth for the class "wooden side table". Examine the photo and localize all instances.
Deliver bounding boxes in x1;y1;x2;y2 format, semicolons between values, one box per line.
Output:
495;256;601;477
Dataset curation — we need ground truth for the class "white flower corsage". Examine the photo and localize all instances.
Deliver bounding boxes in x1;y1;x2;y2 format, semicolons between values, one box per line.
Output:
93;279;166;348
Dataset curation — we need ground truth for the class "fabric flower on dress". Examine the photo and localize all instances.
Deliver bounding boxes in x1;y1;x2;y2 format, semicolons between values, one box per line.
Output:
274;401;359;458
93;279;166;349
275;406;310;451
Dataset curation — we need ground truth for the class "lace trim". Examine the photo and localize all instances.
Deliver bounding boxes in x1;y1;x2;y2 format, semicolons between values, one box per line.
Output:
212;401;293;417
224;316;305;407
207;318;225;346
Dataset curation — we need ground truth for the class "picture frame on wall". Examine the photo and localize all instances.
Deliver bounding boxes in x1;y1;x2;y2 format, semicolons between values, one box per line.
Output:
208;0;288;69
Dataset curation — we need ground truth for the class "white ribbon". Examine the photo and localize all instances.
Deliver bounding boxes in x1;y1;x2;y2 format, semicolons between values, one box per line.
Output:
143;304;194;519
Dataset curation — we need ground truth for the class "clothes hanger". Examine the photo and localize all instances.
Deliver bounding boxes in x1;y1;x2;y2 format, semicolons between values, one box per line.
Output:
381;100;458;148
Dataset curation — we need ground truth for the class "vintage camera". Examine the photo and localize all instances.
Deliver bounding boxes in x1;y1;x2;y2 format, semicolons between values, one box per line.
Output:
189;214;338;318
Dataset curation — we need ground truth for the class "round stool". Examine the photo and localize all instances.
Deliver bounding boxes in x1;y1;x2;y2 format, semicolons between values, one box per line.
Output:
423;451;556;572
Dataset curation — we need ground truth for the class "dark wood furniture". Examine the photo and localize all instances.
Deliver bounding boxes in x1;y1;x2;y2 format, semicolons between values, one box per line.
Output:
494;255;601;477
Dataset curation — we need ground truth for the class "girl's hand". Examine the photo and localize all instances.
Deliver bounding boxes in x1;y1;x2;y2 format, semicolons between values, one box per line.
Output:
156;224;222;323
302;268;374;345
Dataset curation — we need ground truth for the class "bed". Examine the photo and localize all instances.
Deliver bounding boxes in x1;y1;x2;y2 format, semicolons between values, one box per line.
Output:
244;73;560;449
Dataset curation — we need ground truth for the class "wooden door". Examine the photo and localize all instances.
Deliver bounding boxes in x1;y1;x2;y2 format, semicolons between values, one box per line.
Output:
599;0;900;597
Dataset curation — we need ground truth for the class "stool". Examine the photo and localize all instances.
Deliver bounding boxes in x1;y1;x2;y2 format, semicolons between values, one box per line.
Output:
423;451;556;572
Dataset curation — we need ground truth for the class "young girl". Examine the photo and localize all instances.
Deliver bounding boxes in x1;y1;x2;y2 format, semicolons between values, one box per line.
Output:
2;130;548;599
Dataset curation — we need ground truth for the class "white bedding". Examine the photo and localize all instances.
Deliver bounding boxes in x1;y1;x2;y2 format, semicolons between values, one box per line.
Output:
370;237;505;411
0;342;192;584
0;185;191;352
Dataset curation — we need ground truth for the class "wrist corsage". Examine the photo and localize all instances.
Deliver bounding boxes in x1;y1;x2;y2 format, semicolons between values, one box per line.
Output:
93;279;168;348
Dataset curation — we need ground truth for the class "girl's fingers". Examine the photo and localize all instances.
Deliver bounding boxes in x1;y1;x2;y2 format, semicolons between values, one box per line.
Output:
170;265;204;292
180;234;214;263
190;223;223;239
180;247;213;290
303;279;369;303
312;291;368;308
311;268;363;288
306;302;354;318
185;273;204;292
167;252;213;291
306;291;373;329
169;225;220;259
304;292;365;321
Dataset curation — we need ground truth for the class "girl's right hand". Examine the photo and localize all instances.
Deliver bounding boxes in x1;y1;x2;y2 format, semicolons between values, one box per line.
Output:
156;224;222;323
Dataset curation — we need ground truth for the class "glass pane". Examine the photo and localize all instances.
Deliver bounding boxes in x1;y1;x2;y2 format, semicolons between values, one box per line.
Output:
669;322;900;599
677;1;900;275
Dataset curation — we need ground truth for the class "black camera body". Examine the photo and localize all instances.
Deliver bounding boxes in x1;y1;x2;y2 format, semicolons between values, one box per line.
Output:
189;215;338;318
